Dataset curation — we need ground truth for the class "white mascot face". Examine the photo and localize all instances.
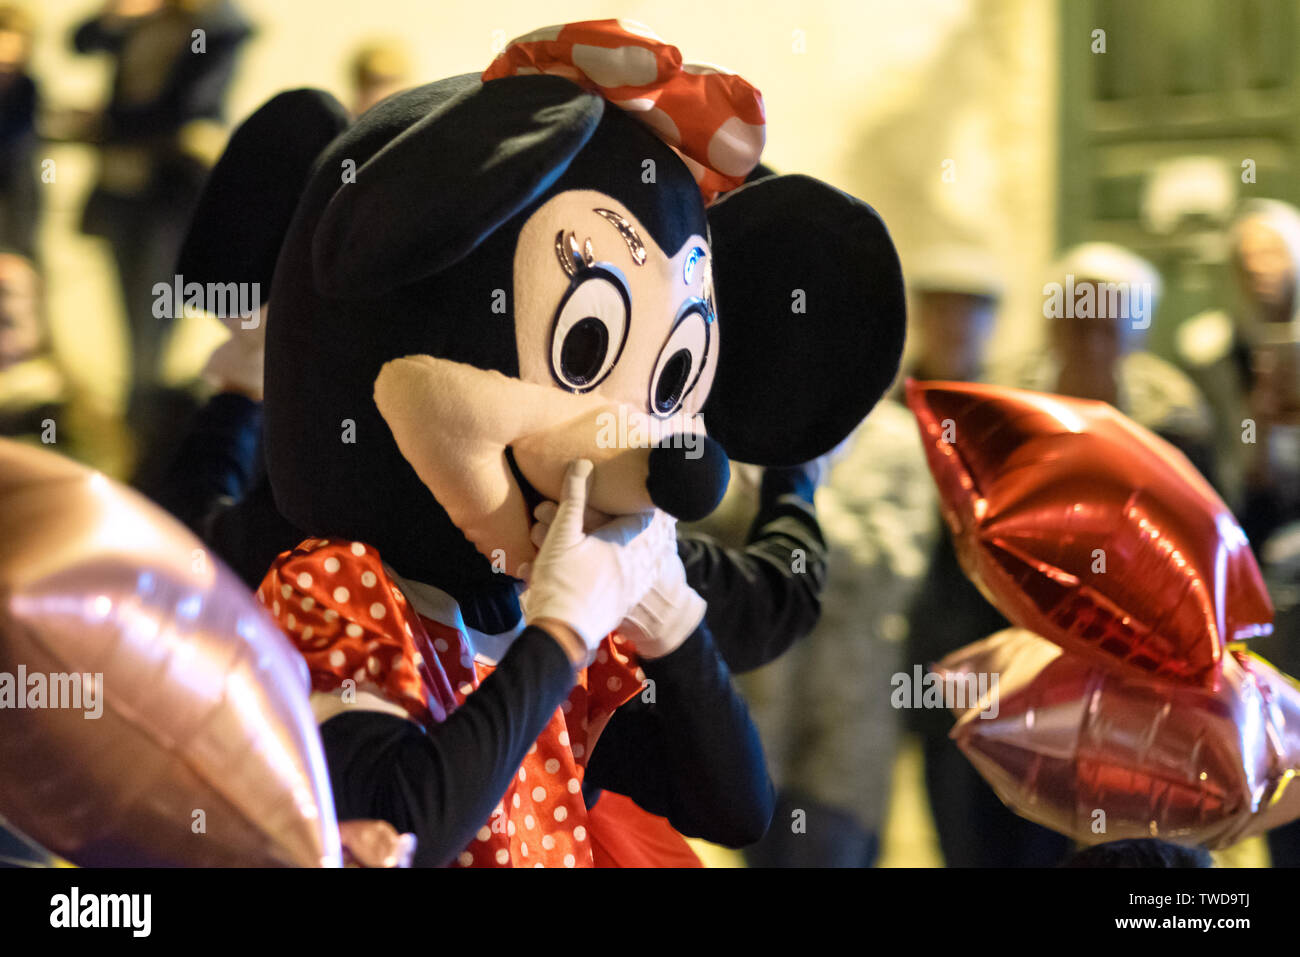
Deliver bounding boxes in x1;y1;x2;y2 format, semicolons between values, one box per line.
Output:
374;190;716;576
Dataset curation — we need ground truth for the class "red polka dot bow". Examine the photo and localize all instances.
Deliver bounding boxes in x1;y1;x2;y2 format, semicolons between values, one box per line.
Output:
483;19;766;204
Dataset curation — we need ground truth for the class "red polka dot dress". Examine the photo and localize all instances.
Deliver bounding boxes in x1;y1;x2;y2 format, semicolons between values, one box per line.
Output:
257;538;644;868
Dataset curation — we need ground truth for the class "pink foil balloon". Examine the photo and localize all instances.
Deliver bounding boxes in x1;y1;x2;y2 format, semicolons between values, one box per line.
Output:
906;379;1274;689
934;628;1300;849
0;439;342;866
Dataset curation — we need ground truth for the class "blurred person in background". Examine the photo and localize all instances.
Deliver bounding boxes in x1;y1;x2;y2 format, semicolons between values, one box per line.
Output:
0;251;70;448
740;397;938;867
1222;200;1300;868
1227;201;1300;555
740;246;993;867
0;4;39;259
1176;200;1300;519
69;0;252;440
1011;243;1215;475
902;246;1075;867
906;244;1001;383
1141;157;1246;507
910;243;1211;868
348;38;413;117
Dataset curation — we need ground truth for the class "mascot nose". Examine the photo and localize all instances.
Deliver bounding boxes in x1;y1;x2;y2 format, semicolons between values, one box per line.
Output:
646;435;730;522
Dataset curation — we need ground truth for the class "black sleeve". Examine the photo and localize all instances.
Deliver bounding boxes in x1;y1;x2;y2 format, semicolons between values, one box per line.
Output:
1241;484;1286;559
110;37;245;138
0;400;61;440
583;622;775;848
149;392;263;532
206;474;307;589
0;75;36;144
151;22;251;130
677;466;827;673
1155;426;1219;497
318;627;577;868
72;17;125;54
143;392;305;588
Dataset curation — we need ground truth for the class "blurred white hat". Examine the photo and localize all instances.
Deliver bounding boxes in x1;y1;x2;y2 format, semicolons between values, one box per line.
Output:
1048;242;1163;345
908;244;1004;300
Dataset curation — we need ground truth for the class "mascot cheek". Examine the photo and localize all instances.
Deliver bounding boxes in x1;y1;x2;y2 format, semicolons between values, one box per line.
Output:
374;357;540;575
371;356;659;573
374;355;728;572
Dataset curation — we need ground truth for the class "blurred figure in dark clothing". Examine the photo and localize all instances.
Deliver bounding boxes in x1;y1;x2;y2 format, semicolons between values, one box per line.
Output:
0;5;39;258
1219;200;1300;867
1230;202;1300;554
907;538;1070;866
1062;839;1214;869
70;0;251;433
740;397;937;867
0;251;68;445
912;243;1213;868
907;244;1000;383
902;246;1073;867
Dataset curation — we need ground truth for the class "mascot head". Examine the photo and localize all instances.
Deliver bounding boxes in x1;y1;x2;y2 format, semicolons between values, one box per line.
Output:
179;21;906;601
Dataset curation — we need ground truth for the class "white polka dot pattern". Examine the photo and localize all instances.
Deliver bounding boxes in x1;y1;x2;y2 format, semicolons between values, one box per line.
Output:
258;537;645;868
483;19;765;203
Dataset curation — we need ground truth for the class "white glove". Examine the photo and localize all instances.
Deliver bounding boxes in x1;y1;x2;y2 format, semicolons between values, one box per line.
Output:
519;460;660;662
202;306;267;400
620;526;706;660
530;504;705;660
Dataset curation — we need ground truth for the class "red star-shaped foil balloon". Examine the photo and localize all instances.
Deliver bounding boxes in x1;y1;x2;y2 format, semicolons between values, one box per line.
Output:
905;380;1273;689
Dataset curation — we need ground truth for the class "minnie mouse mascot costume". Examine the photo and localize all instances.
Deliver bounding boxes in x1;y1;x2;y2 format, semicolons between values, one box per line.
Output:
171;20;906;867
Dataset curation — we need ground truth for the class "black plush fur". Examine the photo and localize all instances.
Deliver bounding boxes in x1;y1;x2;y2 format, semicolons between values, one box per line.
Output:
264;76;708;597
177;88;350;303
705;174;907;465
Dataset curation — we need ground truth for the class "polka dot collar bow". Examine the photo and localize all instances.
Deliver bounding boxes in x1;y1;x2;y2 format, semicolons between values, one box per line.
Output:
483;19;766;204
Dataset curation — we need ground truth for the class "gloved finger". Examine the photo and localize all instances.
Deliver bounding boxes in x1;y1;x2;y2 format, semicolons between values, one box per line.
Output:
536;498;624;533
530;520;549;549
516;561;532;585
547;459;593;549
589;509;655;548
646;509;678;551
582;503;613;532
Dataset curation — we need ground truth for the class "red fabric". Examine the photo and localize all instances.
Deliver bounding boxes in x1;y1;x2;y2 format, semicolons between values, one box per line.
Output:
483;19;765;204
258;538;645;868
587;790;704;868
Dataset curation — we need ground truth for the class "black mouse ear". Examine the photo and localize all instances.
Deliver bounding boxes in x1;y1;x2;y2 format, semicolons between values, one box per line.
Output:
176;88;350;306
311;75;605;299
703;174;906;466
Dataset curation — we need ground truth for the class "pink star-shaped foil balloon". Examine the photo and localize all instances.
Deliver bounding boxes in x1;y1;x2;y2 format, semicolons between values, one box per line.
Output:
934;628;1300;849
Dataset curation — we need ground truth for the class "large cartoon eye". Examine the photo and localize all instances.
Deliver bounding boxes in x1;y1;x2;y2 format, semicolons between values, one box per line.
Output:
650;303;711;418
549;269;630;392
